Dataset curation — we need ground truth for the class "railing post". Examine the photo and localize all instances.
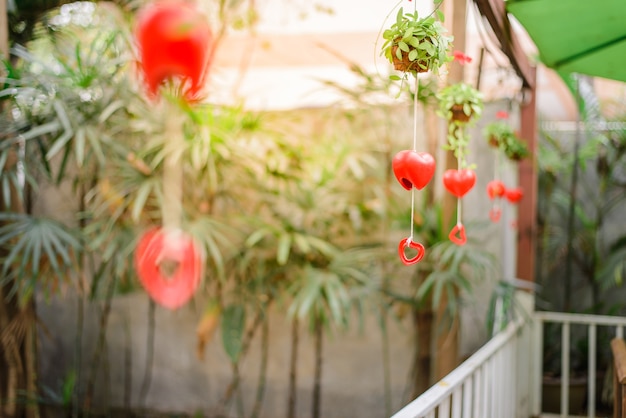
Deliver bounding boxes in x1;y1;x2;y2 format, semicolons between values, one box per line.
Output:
531;314;543;417
514;290;533;418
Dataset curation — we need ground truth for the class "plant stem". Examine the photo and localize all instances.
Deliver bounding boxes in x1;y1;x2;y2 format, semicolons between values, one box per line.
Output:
286;316;299;418
139;299;156;407
249;310;269;418
312;315;323;418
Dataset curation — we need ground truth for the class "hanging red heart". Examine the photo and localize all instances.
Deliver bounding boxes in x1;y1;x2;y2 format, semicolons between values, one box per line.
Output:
443;169;476;198
392;150;436;191
489;207;501;222
136;2;213;101
486;180;506;200
448;223;467;246
505;187;524;203
398;238;425;265
134;227;204;310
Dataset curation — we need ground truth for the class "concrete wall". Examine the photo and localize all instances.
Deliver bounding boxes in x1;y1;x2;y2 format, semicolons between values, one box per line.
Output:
35;100;521;417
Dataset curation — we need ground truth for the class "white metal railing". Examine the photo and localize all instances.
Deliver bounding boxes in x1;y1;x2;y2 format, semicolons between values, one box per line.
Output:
391;317;528;418
390;291;626;418
532;311;626;418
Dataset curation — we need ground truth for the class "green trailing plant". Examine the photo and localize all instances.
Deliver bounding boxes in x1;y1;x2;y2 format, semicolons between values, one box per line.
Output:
483;120;529;161
436;82;483;169
436;82;483;123
380;2;452;77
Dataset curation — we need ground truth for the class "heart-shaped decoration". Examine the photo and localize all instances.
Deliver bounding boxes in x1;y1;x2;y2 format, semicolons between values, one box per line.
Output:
448;224;467;246
443;169;476;198
392;150;436;191
486;180;506;200
505;187;523;203
489;207;501;222
398;238;425;265
136;2;213;101
134;227;204;310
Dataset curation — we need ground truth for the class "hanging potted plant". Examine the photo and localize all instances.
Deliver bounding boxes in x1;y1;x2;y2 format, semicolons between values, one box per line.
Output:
436;82;483;123
483;121;529;161
380;3;452;75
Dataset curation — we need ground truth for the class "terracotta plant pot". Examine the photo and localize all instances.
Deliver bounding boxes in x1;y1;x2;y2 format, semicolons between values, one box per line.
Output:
391;44;429;73
450;104;471;123
488;136;500;148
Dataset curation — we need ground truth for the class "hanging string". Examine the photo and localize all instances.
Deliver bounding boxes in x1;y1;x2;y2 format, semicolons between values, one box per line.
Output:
408;74;420;242
456;152;462;227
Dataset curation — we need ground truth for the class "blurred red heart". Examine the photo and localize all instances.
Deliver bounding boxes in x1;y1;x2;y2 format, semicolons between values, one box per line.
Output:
505;187;524;203
136;2;213;101
134;227;203;310
398;238;425;265
486;180;506;199
449;223;467;246
489;207;501;222
392;150;436;191
443;169;476;198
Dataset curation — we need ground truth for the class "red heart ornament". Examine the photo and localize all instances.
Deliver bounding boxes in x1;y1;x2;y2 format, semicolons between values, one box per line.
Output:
443;169;476;198
398;238;425;265
505;187;523;203
392;150;436;191
448;223;467;246
136;2;213;101
489;207;501;222
134;227;204;310
487;180;506;199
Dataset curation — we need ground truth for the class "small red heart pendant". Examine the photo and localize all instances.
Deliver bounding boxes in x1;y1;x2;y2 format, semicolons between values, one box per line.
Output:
449;224;467;246
489;207;501;222
136;2;213;101
487;180;506;199
505;187;523;203
392;150;436;191
443;169;476;198
134;227;204;310
398;238;425;265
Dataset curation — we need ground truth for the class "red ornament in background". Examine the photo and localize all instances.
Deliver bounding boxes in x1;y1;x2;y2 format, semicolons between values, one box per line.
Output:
487;180;506;222
453;51;472;65
505;187;524;203
496;110;509;120
443;169;476;198
135;228;203;310
487;180;506;199
392;150;436;191
136;2;213;101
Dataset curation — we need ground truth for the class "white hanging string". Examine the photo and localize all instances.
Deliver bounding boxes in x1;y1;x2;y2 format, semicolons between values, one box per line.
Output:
408;74;419;242
457;152;462;227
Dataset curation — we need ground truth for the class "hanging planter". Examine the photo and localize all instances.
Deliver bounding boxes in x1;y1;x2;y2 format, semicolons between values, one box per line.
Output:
437;82;484;124
380;5;451;75
483;120;529;162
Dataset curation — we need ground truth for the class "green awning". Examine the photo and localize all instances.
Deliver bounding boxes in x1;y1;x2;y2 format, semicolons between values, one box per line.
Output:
506;0;626;83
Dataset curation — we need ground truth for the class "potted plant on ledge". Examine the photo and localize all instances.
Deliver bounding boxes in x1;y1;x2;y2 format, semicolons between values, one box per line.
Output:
380;2;452;76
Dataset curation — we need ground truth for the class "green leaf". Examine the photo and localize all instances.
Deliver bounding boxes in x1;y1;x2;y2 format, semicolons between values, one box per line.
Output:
277;233;291;265
221;304;246;363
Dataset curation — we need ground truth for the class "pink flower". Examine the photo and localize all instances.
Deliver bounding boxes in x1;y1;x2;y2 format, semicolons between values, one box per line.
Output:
453;51;472;65
496;111;509;119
